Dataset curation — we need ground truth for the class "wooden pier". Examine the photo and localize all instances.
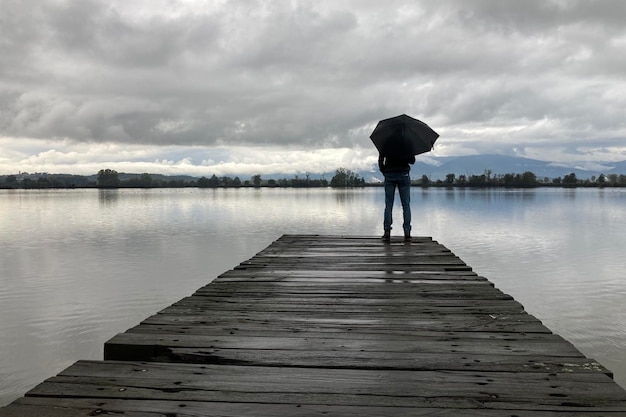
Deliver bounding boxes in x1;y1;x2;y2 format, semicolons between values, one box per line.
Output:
2;235;626;416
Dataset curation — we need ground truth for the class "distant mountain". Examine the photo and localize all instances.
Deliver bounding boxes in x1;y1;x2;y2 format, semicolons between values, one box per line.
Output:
398;154;625;181
607;160;626;174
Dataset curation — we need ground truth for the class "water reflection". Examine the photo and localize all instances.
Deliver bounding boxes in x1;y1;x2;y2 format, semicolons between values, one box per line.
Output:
444;188;456;202
98;189;119;206
563;188;577;199
334;188;357;204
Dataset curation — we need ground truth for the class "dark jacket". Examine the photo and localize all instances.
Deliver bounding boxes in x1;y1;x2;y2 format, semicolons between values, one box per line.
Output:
378;154;416;174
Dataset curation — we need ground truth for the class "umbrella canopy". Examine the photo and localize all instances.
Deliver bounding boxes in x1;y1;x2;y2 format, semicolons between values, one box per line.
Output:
370;114;439;157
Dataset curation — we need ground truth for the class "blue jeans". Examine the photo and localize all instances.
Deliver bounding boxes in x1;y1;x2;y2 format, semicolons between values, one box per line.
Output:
383;172;411;234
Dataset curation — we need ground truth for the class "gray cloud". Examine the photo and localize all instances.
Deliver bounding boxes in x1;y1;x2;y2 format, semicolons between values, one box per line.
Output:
1;0;625;175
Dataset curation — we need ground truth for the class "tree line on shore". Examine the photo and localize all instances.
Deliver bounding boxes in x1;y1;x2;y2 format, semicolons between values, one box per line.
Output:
422;170;626;187
2;168;626;189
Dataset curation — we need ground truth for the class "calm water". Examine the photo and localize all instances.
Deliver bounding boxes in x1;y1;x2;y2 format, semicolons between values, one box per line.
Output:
1;187;625;405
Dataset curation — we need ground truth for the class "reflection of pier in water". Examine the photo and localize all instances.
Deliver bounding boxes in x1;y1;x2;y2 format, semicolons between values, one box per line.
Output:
2;235;626;415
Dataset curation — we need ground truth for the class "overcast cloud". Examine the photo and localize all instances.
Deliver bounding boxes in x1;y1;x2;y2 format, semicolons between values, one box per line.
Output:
1;0;625;176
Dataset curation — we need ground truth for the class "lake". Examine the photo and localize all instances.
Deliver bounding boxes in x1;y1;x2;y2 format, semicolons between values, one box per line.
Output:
1;187;625;406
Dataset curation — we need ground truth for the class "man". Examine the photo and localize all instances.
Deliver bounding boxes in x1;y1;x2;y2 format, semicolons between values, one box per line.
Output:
378;153;416;241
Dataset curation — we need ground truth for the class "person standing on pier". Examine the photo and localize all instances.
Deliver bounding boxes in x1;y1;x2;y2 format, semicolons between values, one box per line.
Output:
369;114;439;242
378;154;415;241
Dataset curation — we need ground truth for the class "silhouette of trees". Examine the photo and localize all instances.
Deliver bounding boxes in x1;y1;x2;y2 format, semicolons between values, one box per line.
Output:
418;170;540;187
124;173;153;188
467;173;488;187
562;172;578;187
330;168;365;187
502;171;538;187
198;175;242;188
97;169;120;188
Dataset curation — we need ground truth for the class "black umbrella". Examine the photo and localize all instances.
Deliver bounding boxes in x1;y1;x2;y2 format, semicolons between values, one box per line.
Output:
370;114;439;157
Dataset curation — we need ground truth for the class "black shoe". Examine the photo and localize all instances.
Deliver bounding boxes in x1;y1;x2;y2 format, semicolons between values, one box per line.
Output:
382;231;391;241
404;234;411;241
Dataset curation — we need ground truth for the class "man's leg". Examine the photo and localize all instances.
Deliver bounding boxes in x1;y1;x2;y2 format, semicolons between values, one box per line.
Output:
398;174;411;236
383;176;396;236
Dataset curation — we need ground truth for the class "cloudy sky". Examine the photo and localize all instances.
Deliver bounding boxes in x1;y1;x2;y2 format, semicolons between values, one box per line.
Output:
1;0;625;177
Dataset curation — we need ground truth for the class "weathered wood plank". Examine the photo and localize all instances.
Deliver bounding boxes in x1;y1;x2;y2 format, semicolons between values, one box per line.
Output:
215;274;484;283
152;311;528;324
22;361;626;412
190;284;507;297
236;264;475;272
126;325;545;340
252;254;464;261
104;334;612;375
104;332;587;364
165;299;526;314
137;314;553;333
161;347;609;374
148;311;543;328
10;396;623;417
217;269;480;277
192;347;603;369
